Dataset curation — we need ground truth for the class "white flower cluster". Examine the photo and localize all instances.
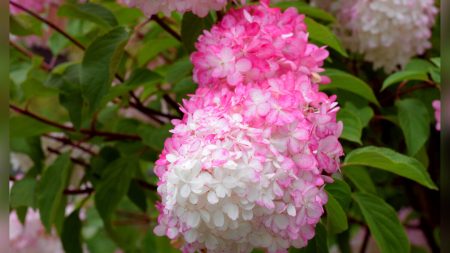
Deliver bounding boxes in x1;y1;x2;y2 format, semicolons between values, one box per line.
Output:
312;0;438;72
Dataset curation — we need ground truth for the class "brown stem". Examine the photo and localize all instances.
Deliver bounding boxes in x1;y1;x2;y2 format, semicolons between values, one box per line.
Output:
10;1;85;50
43;134;97;156
47;147;91;167
151;16;181;41
63;188;94;195
163;94;183;116
10;104;141;141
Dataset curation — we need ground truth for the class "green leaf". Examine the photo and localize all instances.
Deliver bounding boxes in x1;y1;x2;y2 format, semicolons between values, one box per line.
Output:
10;177;37;209
430;57;440;68
181;12;214;53
95;157;139;221
325;179;351;211
344;102;374;128
381;70;429;91
102;68;163;103
273;2;336;22
81;26;129;113
353;192;410;253
299;223;328;253
10;136;45;168
165;57;193;84
322;69;380;106
37;153;72;233
405;58;434;71
138;124;172;151
342;166;377;194
61;210;83;253
138;37;180;66
10;116;59;138
396;99;430;156
47;64;86;129
127;179;148;212
325;192;348;234
344;146;437;190
305;17;347;57
58;3;118;28
337;108;362;144
49;32;70;56
10;15;42;36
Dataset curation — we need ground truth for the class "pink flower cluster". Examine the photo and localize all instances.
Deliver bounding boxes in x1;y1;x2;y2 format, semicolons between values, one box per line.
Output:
153;3;343;253
191;5;330;87
124;0;233;17
10;209;64;253
432;100;440;131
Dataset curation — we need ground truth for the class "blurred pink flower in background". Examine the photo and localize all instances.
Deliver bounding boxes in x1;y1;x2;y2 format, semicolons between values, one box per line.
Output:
9;209;64;253
432;100;440;131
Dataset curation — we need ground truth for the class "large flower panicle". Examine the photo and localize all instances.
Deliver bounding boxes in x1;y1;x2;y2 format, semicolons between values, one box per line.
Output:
10;209;64;253
153;5;343;251
191;4;330;87
432;100;440;131
312;0;438;73
123;0;231;17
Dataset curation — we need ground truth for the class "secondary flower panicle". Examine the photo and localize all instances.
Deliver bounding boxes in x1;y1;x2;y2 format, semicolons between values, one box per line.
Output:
312;0;438;73
191;3;330;87
153;4;343;252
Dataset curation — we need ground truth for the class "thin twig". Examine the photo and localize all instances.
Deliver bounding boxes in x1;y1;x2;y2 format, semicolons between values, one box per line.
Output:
64;188;94;195
151;16;181;41
10;1;85;50
163;94;183;116
47;147;91;167
10;104;141;141
43;134;97;156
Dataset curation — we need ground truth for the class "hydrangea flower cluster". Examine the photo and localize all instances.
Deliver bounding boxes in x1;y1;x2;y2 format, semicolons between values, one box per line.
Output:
191;5;330;87
124;0;233;17
10;209;64;253
312;0;438;73
153;3;343;253
432;100;440;131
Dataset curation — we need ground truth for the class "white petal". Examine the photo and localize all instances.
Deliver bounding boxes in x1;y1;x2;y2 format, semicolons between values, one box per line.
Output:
180;184;191;198
205;235;218;250
207;191;219;204
216;185;228;198
167;227;178;239
153;225;166;236
224;203;239;220
184;229;198;243
274;214;289;230
287;204;296;217
166;154;177;163
213;210;225;227
187;212;201;228
200;210;210;223
189;193;198;204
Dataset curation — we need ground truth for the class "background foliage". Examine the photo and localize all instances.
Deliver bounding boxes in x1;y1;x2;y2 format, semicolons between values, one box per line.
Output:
9;0;440;252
